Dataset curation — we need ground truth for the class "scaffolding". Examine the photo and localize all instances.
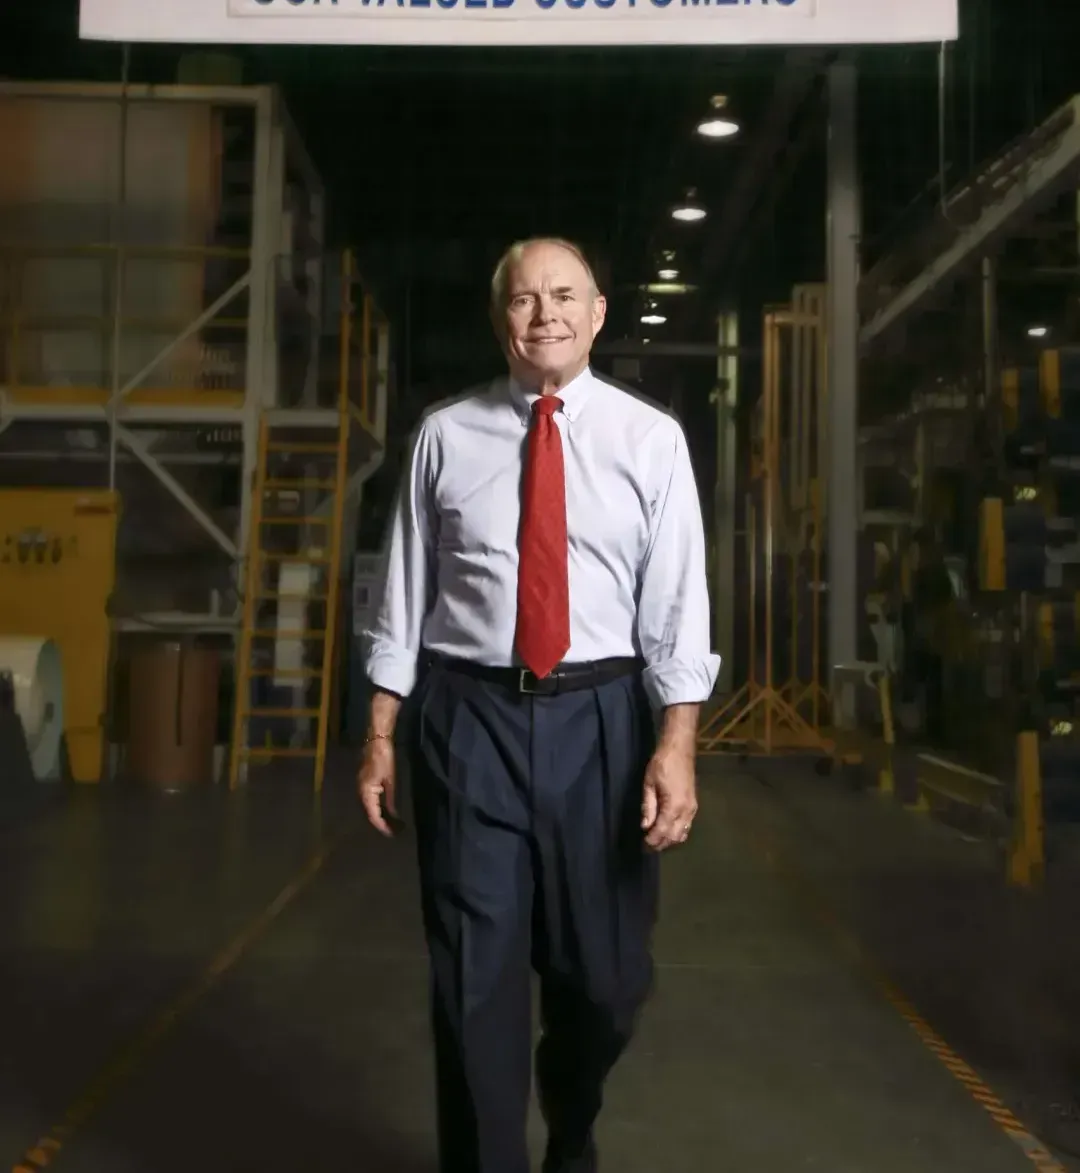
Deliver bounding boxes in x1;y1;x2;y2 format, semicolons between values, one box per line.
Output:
0;81;392;641
699;288;834;761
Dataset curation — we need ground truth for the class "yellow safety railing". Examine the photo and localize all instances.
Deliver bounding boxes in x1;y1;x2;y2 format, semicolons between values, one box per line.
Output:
340;250;390;439
0;242;250;407
228;248;380;793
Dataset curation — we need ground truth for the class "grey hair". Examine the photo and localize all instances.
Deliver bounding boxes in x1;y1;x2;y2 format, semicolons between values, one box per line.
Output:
490;237;599;310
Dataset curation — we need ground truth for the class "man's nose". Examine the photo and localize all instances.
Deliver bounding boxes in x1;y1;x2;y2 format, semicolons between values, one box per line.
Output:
531;296;557;321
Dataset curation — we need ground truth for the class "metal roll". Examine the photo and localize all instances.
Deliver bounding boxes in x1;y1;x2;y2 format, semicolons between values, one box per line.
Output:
0;637;65;781
1036;598;1080;675
1044;418;1080;459
1041;735;1080;820
1001;365;1040;434
1040;348;1080;421
982;501;1080;592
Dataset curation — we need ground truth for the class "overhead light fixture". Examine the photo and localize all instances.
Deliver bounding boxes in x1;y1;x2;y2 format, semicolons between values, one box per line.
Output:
1027;325;1049;338
671;189;706;223
657;268;679;280
645;282;694;295
641;313;667;326
696;94;740;140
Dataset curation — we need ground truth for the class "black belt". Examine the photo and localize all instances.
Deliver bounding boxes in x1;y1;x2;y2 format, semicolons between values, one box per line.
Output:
429;654;642;696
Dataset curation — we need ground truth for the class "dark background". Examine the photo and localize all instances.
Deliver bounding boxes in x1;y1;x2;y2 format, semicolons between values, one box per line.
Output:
3;0;1080;514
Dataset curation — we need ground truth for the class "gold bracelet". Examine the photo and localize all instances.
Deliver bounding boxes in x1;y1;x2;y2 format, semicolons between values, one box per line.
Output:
364;731;393;744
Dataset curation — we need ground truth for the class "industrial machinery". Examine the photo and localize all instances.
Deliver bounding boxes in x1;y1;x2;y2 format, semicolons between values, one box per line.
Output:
980;346;1080;824
0;490;118;783
0;81;393;787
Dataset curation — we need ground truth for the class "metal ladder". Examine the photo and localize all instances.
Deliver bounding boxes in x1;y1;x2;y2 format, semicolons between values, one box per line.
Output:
227;411;350;792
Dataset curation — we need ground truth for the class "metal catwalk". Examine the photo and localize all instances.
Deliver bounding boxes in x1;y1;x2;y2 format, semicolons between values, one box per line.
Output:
0;755;1075;1172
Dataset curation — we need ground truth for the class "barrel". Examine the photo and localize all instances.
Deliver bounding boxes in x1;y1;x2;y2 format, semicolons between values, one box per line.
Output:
125;640;221;791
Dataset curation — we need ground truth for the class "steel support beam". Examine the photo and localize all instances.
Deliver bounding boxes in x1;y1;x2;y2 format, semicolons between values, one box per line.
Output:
105;271;252;410
0;400;246;425
714;311;739;693
860;96;1080;348
826;61;860;690
116;424;238;558
596;340;755;359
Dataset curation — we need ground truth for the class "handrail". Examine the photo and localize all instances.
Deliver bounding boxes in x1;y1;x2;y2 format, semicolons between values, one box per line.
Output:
0;242;249;261
338;248;390;436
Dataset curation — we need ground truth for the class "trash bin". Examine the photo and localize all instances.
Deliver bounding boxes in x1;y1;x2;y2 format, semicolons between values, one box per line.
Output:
126;640;221;791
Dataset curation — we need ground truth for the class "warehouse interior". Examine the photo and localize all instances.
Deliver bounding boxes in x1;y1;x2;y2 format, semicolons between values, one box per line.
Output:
4;0;1080;1169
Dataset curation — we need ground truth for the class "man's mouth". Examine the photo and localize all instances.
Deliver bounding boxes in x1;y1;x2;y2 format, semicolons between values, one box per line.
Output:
529;336;570;345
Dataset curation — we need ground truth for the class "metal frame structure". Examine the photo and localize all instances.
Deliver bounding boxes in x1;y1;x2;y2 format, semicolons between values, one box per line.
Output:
859;94;1080;349
0;81;391;646
699;298;834;760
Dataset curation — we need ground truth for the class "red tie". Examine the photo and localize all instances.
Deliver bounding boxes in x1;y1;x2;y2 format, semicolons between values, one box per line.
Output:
515;396;571;679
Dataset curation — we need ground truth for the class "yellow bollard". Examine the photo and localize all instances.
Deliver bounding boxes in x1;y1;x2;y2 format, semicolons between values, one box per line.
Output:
1007;730;1044;890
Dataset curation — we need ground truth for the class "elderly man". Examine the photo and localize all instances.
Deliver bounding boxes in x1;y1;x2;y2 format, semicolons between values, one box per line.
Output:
359;237;720;1173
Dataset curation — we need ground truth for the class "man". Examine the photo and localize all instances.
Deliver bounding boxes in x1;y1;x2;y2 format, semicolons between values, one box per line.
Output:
359;238;720;1173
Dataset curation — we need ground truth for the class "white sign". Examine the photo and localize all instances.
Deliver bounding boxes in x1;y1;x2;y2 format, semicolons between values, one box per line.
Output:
80;0;957;47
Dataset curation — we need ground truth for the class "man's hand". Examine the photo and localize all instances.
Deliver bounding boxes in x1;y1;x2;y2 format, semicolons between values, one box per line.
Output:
641;742;698;852
358;736;398;836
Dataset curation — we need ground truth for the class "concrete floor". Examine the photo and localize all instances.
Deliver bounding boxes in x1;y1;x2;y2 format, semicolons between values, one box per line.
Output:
0;753;1074;1172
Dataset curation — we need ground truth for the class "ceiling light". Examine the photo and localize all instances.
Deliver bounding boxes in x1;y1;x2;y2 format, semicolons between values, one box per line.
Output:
641;313;667;325
658;268;679;280
696;95;740;140
1027;325;1049;338
645;282;693;295
671;189;706;223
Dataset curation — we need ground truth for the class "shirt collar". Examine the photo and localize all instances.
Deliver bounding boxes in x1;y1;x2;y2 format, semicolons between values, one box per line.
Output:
506;366;595;423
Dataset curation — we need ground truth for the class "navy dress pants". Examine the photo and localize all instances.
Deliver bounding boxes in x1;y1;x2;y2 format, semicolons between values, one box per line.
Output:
408;658;659;1173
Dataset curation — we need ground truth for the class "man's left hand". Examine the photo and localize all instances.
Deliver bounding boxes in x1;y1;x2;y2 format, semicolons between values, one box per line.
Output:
641;743;698;852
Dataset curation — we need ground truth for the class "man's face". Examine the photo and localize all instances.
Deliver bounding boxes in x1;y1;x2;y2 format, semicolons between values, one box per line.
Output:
495;242;606;389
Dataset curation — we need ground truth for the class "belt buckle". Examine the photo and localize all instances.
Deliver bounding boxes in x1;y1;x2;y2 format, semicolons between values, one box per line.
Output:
518;668;558;695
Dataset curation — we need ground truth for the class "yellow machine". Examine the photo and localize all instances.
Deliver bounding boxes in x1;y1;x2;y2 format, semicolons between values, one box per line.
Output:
0;489;119;782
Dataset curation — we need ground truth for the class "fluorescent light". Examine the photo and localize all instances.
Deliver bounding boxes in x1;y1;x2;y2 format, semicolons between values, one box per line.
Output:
1027;325;1048;338
645;282;693;295
671;204;706;223
640;313;667;325
657;268;679;280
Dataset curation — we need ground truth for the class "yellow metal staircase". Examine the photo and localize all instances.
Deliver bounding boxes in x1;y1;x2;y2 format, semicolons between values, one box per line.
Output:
227;250;388;792
227;411;349;792
227;252;367;793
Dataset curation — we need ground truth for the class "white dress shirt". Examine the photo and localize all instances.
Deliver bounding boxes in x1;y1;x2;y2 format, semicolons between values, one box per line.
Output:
362;367;721;710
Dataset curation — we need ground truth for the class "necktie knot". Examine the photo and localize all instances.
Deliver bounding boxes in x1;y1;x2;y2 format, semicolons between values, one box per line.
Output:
532;396;563;418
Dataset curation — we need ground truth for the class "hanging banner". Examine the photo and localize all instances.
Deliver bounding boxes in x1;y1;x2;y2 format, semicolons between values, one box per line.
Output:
80;0;957;47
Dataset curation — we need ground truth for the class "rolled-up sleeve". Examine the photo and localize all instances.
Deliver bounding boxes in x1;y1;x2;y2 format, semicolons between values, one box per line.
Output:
637;422;722;709
361;421;436;698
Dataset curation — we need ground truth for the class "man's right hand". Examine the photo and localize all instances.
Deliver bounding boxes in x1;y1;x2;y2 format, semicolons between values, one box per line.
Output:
358;737;397;836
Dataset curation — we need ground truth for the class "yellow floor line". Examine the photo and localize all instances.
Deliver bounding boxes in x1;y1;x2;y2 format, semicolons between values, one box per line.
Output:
735;806;1068;1173
9;830;351;1173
